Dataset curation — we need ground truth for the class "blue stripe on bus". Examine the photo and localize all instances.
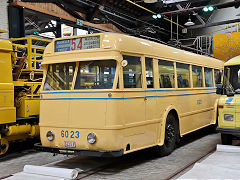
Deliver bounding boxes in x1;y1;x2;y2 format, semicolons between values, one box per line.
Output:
40;92;215;100
40;88;216;94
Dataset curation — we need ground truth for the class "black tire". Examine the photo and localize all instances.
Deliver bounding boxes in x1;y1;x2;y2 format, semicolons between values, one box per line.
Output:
210;110;219;133
156;114;178;156
210;122;218;133
221;133;232;145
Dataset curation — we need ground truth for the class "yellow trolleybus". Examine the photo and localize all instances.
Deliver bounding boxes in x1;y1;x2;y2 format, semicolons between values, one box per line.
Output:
217;55;240;145
36;33;223;157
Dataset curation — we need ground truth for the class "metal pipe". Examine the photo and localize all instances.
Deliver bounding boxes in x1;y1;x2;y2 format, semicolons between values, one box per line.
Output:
206;37;207;55
5;124;39;137
125;0;184;28
161;0;240;15
188;18;240;29
177;14;179;41
171;14;173;40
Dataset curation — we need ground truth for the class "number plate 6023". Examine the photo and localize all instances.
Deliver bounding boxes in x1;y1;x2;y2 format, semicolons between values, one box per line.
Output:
61;130;80;139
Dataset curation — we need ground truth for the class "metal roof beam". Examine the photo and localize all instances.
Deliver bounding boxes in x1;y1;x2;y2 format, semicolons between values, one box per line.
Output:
56;0;84;20
188;18;240;29
25;27;57;35
161;0;240;15
87;0;106;22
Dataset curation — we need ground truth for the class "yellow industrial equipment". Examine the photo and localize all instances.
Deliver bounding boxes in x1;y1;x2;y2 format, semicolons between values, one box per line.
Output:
0;32;50;155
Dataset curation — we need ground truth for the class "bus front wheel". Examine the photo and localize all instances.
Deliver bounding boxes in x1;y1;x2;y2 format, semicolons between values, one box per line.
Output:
156;114;178;156
221;133;232;145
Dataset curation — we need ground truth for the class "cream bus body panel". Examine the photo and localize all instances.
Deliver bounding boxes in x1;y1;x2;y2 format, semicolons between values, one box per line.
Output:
40;90;216;150
40;90;218;152
40;33;223;155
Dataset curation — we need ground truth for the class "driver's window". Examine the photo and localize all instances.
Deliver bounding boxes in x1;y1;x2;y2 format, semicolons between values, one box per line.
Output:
74;60;116;89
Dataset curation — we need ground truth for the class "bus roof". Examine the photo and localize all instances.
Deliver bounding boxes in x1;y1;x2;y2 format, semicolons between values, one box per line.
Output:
43;32;223;68
224;55;240;66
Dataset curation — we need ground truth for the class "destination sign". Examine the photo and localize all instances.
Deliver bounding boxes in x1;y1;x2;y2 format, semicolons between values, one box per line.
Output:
55;36;100;52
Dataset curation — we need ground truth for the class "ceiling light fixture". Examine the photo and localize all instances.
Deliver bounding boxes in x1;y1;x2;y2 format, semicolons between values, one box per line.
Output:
203;7;209;12
152;14;157;19
157;14;162;18
144;0;158;3
184;17;195;26
203;6;215;12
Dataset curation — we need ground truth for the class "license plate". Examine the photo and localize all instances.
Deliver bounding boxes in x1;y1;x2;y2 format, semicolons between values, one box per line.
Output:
64;141;76;148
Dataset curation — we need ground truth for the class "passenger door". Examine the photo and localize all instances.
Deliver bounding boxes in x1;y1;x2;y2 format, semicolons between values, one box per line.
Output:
145;57;158;123
122;55;145;126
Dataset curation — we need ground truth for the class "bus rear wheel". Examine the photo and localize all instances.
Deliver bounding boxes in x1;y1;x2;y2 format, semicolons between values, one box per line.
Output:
221;133;232;145
156;114;178;156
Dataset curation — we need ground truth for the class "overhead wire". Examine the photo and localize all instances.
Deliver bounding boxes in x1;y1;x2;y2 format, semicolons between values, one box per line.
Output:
125;0;185;28
104;15;137;33
79;0;182;36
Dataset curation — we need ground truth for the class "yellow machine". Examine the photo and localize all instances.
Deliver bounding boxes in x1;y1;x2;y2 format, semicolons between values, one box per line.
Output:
0;32;50;155
217;55;240;145
36;33;223;157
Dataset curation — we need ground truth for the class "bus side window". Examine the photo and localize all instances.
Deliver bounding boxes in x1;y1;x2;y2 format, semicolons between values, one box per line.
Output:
176;63;190;88
205;67;213;87
214;69;221;85
192;65;203;87
145;57;154;88
123;55;142;88
158;60;174;88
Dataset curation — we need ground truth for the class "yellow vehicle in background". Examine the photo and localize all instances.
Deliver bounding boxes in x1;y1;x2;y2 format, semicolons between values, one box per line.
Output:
37;33;223;157
217;55;240;145
0;32;50;155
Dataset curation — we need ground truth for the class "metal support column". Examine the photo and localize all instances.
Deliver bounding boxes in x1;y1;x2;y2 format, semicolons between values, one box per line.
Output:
56;19;62;38
8;6;25;38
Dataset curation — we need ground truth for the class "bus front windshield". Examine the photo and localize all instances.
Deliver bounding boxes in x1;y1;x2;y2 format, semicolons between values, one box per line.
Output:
74;60;116;89
223;65;240;94
43;60;117;91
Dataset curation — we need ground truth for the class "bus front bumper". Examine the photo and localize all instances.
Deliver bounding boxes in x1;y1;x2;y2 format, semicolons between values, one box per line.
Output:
217;127;240;136
34;143;124;157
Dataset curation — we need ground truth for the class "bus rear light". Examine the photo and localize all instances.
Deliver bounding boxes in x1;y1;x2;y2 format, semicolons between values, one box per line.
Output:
218;105;223;109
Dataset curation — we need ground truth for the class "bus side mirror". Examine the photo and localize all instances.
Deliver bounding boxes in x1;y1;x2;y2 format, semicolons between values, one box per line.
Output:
216;84;223;95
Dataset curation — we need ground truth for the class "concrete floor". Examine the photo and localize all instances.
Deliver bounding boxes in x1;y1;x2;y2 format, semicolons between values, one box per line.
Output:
0;128;221;180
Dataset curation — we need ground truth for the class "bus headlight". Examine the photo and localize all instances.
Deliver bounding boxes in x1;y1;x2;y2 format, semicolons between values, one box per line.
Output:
224;114;234;121
46;131;55;141
87;133;96;144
